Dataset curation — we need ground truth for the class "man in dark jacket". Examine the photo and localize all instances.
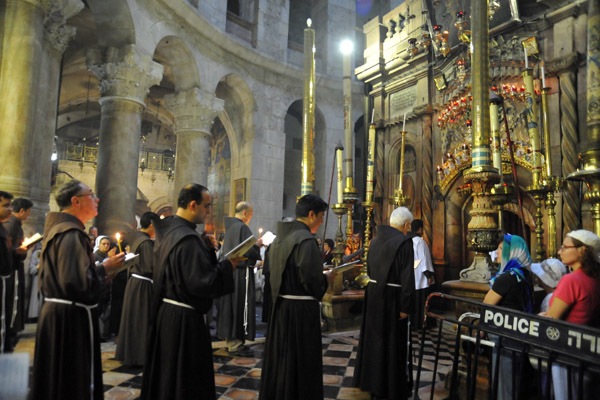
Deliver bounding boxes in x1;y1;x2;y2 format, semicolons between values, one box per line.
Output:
141;184;242;400
3;197;33;350
259;194;329;400
216;201;262;354
30;180;125;400
354;206;416;400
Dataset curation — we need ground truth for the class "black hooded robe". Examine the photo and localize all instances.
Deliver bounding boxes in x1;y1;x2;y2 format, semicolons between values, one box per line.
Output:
3;215;25;334
353;225;415;400
30;212;107;400
216;217;261;343
259;220;328;400
141;216;234;400
115;231;154;366
0;222;13;353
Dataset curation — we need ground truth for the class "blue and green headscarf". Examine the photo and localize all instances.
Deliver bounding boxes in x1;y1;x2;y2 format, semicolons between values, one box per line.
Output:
490;234;533;312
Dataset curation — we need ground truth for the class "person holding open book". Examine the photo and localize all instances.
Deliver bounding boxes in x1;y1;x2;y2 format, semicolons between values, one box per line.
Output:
30;180;125;400
142;184;243;400
216;201;262;355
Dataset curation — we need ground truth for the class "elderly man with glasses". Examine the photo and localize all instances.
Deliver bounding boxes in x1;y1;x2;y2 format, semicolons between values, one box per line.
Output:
30;180;125;400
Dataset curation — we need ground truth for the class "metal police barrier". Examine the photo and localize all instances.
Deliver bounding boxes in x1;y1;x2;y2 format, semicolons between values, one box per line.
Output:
412;292;600;400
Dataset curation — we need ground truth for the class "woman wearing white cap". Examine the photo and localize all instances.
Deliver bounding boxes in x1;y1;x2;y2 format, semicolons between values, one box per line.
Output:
544;229;600;400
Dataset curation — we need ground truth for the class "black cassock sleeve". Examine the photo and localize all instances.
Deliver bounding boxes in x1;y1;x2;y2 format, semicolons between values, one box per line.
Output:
168;236;234;309
293;239;328;301
397;241;415;315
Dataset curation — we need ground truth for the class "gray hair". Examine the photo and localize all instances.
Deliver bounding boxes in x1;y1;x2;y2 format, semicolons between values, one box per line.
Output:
390;207;413;229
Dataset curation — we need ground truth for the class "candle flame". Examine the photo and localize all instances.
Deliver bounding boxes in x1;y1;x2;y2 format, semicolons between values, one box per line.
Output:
116;233;120;241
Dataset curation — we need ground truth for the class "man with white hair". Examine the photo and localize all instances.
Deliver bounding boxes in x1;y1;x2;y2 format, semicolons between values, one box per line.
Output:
354;206;416;399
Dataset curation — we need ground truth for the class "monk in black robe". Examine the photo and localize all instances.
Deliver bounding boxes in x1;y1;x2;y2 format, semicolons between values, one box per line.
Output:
0;190;14;353
354;206;416;400
116;211;158;366
259;194;329;400
216;202;262;354
3;198;32;348
142;183;242;400
30;180;124;400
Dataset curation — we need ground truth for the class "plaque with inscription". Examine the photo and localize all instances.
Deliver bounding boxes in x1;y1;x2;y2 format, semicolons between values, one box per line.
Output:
390;87;417;120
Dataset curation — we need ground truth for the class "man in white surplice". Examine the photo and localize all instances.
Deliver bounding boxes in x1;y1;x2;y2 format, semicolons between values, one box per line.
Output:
410;219;435;330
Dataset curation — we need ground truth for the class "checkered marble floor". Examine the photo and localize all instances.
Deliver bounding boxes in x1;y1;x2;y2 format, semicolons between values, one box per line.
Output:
15;321;456;400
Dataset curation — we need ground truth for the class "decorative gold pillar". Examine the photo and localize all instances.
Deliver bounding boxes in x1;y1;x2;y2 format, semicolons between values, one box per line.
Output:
87;45;163;235
166;88;224;202
0;0;82;232
301;19;316;196
460;0;500;283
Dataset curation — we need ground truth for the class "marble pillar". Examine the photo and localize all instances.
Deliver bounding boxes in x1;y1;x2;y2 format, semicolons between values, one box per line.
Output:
547;53;579;236
87;45;163;235
166;88;224;202
0;0;82;232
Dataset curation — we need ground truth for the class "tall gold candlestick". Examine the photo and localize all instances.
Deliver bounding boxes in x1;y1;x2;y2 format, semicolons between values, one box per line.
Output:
522;68;543;186
301;19;316;195
541;87;552;178
398;130;406;192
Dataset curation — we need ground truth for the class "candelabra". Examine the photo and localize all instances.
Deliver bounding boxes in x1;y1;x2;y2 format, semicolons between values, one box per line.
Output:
331;203;347;267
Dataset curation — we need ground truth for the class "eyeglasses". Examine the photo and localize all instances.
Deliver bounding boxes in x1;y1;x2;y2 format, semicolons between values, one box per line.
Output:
560;244;579;250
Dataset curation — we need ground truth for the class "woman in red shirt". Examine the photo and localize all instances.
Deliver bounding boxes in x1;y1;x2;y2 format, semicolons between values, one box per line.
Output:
544;229;600;399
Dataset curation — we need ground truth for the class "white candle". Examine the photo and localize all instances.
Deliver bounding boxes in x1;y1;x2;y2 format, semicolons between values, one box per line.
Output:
336;148;344;204
402;113;406;132
541;66;546;88
524;47;528;69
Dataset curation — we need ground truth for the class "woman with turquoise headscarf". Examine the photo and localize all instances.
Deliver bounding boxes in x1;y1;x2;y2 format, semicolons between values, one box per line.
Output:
485;234;533;313
484;234;534;400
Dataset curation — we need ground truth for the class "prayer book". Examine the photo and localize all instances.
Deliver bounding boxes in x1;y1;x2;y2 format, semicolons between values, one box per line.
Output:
260;231;276;246
22;233;42;248
224;235;257;259
96;253;139;276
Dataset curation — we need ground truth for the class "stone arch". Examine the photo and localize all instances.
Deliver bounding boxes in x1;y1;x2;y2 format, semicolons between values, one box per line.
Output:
153;36;201;92
87;0;135;48
385;129;419;214
282;100;327;217
213;73;255;203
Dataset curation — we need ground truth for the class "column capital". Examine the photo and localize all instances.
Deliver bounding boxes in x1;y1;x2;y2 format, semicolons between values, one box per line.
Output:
86;44;163;105
546;52;581;76
165;87;224;134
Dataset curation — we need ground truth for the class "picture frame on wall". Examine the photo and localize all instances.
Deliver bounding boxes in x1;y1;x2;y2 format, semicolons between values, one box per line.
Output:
233;178;246;204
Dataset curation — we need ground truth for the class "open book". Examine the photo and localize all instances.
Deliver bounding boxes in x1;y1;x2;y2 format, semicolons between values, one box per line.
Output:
96;253;139;276
260;231;276;247
22;233;43;248
224;235;257;259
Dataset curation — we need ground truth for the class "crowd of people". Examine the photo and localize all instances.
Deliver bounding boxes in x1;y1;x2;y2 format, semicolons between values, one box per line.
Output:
1;179;600;399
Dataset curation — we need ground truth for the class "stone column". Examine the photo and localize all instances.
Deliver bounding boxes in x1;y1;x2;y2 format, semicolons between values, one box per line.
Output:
414;104;434;247
87;45;163;235
0;0;82;232
166;88;224;201
547;53;579;236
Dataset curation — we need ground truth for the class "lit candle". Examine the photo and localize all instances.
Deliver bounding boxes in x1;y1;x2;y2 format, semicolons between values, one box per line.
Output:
336;147;344;204
258;228;263;238
116;233;123;253
402;113;406;132
366;124;376;203
541;66;546;88
524;47;528;69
